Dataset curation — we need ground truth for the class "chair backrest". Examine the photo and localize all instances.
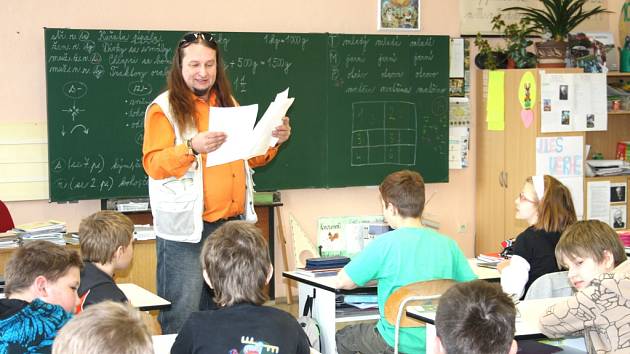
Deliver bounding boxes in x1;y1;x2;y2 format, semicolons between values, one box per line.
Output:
0;200;14;233
524;271;573;300
384;279;455;328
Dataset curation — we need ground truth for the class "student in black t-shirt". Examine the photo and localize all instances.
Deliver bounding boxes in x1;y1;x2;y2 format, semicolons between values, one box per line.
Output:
171;221;310;354
497;175;577;299
77;211;134;312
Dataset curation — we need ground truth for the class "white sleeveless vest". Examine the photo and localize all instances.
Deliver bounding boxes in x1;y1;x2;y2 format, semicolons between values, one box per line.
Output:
145;92;204;243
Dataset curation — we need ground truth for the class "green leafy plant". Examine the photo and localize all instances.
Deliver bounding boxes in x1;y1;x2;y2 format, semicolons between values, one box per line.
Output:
474;33;502;70
474;15;536;69
502;0;610;42
492;15;536;68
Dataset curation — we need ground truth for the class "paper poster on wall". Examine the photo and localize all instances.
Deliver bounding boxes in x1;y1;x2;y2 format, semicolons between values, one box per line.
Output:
539;73;607;132
449;97;470;169
518;71;537;128
587;180;611;223
318;216;390;257
536;136;584;219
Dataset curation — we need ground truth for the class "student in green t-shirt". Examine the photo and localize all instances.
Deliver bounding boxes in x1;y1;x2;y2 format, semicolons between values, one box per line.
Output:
335;170;477;354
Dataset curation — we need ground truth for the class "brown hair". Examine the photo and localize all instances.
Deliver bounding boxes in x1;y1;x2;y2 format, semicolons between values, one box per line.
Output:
379;170;425;218
436;280;516;354
5;240;83;296
167;33;235;134
79;211;134;264
201;221;270;306
528;175;577;232
52;301;153;354
555;220;627;268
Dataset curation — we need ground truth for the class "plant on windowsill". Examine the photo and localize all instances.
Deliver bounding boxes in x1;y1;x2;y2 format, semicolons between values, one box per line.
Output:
494;15;537;69
502;0;610;68
474;15;536;70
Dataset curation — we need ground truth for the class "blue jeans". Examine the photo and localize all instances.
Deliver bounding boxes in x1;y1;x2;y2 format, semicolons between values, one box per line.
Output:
156;220;227;334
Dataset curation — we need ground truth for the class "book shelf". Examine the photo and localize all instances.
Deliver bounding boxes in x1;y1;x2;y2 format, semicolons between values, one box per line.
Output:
583;72;630;233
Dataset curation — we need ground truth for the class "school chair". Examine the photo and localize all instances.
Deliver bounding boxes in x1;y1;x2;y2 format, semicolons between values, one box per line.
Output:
524;271;573;300
384;279;455;354
0;200;14;232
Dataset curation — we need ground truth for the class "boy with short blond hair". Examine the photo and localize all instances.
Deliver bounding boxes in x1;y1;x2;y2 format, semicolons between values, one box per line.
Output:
52;301;153;354
171;221;310;353
335;170;477;354
0;240;83;353
77;210;134;310
539;220;630;353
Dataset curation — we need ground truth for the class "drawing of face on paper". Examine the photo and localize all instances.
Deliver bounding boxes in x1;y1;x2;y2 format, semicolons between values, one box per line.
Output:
518;71;537;128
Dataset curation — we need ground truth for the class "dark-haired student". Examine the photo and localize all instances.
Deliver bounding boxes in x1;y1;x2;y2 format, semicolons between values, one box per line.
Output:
435;280;517;354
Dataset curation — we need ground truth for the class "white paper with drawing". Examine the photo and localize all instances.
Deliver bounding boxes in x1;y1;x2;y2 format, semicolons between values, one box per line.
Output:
249;88;295;158
206;104;258;167
539;73;607;133
535;136;584;219
587;181;611;222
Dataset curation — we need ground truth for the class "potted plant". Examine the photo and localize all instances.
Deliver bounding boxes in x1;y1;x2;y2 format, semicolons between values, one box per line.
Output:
474;15;536;70
502;0;610;67
474;33;507;70
492;15;537;68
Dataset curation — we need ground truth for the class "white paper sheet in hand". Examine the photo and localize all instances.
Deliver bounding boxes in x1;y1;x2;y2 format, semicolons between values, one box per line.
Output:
250;96;295;158
205;104;258;167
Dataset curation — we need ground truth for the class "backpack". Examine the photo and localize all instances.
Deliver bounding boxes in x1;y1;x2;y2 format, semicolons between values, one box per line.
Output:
297;293;320;351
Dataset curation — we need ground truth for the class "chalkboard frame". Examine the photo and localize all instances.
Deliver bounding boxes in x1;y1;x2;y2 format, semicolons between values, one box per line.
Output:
45;28;449;202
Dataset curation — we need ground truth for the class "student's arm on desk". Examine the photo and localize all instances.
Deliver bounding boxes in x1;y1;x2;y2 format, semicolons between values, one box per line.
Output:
538;294;587;339
335;269;358;290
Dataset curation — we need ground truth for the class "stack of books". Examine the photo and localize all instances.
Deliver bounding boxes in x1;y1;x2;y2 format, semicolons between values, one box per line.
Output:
586;160;630;176
64;233;80;245
295;256;350;278
0;231;20;249
476;252;504;269
14;220;66;246
133;225;156;240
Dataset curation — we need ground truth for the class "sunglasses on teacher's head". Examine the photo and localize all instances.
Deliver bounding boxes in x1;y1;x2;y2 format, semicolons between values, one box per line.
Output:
178;32;215;47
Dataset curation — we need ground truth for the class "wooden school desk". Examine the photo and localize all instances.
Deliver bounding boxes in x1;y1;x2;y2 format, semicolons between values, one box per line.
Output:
118;283;170;311
0;204;279;297
282;261;499;354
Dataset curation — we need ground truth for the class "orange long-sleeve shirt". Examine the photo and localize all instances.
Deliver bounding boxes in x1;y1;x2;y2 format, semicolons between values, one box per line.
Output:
142;93;278;222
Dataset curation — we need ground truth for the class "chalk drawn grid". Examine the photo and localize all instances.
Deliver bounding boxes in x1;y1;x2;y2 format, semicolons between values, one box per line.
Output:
351;101;417;166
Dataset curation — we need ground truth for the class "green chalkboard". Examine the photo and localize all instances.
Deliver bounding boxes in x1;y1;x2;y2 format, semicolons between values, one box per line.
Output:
45;29;448;202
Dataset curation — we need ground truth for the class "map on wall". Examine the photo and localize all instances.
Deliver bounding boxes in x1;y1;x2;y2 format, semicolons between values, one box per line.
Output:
460;0;609;35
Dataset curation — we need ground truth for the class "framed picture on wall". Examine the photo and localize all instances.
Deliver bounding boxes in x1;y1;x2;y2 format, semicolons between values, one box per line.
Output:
611;183;627;203
378;0;421;31
610;205;627;230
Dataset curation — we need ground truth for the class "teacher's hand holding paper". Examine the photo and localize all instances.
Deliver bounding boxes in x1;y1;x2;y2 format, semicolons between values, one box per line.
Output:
191;131;227;154
272;116;291;145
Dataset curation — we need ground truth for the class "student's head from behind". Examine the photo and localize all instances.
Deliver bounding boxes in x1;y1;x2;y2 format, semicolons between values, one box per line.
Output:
201;221;272;307
435;280;517;354
79;210;134;270
5;240;83;312
516;175;576;232
555;220;627;290
379;170;425;224
52;300;153;354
